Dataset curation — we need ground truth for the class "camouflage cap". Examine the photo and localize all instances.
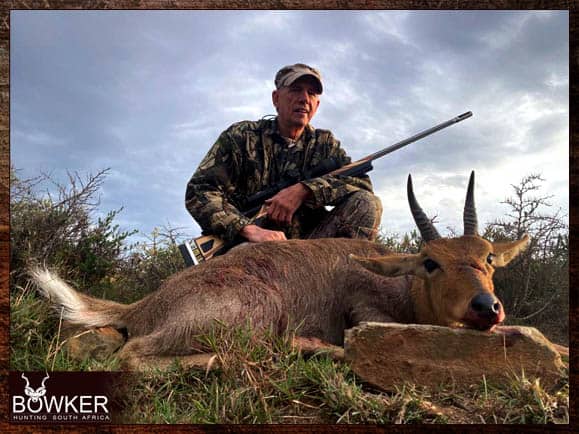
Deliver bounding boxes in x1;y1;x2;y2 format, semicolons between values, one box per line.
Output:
274;63;323;94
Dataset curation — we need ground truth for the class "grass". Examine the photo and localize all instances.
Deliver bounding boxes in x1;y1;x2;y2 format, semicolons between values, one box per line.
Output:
10;282;569;424
10;280;121;372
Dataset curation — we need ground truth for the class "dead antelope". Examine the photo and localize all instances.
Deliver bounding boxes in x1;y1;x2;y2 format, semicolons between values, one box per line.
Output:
30;171;529;370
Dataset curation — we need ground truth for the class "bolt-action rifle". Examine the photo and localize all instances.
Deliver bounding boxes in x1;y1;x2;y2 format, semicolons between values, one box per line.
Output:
179;111;473;266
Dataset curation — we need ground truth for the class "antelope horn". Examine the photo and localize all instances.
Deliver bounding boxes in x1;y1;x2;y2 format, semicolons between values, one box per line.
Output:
21;373;30;389
40;373;50;389
463;171;478;236
407;174;441;242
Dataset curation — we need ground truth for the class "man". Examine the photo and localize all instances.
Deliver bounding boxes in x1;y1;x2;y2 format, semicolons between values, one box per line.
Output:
186;63;382;246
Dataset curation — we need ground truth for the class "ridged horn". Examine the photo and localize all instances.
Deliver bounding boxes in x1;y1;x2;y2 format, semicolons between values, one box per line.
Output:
407;174;440;242
463;171;478;236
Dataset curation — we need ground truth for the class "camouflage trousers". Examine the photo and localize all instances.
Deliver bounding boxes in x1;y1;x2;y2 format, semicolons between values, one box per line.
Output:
306;190;383;241
264;190;383;241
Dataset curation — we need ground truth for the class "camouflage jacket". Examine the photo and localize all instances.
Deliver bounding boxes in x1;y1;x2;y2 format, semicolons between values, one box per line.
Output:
185;118;374;242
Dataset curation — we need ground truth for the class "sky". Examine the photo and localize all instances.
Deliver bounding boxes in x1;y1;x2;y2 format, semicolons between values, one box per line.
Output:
10;10;569;245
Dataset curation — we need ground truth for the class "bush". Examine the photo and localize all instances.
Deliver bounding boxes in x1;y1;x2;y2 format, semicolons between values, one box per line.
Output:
482;174;568;345
376;229;422;254
113;226;186;302
10;168;136;297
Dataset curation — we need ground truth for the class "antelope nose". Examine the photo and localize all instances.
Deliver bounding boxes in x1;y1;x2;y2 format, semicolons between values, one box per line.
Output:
470;292;501;318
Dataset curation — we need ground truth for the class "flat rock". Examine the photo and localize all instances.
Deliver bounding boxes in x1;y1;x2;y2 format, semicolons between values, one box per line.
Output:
344;323;565;391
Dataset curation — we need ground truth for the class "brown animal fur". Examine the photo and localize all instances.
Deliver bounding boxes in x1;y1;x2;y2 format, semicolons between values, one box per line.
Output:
351;235;529;329
31;236;527;370
32;239;415;366
30;173;529;370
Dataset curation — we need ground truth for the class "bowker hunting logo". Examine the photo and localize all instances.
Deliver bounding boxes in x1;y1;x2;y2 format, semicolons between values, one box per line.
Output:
10;372;113;423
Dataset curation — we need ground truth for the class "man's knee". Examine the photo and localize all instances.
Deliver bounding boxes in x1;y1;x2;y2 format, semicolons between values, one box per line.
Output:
306;190;383;241
333;190;382;240
342;190;383;223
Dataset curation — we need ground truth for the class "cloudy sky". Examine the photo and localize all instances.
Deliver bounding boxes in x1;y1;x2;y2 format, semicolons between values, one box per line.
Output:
10;10;569;244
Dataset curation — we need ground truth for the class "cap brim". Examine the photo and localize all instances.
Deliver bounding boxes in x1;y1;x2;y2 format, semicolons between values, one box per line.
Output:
284;72;323;94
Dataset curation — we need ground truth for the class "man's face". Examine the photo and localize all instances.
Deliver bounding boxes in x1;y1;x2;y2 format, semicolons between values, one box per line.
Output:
272;76;321;132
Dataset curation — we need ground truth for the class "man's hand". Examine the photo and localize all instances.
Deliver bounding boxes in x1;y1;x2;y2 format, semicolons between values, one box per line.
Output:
239;224;287;242
264;183;312;226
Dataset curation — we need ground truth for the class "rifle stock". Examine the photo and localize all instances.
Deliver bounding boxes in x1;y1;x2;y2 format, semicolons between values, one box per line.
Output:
189;205;269;263
182;111;472;265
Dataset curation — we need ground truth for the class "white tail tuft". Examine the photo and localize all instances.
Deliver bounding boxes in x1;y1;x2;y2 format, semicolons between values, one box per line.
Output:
29;267;110;327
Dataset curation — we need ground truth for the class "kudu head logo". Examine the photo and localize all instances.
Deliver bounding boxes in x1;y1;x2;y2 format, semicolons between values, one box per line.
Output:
21;373;50;402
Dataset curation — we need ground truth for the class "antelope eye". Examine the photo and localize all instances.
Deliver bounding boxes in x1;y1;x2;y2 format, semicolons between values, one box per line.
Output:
423;259;440;273
487;253;495;265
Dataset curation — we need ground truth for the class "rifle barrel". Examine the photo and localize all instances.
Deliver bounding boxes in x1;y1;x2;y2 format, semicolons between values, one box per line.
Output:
185;111;473;265
365;111;473;162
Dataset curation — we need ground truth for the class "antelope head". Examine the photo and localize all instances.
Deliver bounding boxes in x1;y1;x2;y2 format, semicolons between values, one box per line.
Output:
21;373;50;402
351;171;529;330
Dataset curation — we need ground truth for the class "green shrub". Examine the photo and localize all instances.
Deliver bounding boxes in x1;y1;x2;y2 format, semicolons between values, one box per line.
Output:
10;168;135;297
482;174;568;345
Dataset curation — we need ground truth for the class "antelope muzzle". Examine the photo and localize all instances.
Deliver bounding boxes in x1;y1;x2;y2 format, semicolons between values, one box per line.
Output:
462;292;505;331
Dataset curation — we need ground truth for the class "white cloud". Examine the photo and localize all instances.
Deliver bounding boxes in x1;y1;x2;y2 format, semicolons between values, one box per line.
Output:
228;10;294;37
170;119;217;141
361;11;414;46
12;129;69;148
545;72;568;89
477;14;528;51
10;10;568;244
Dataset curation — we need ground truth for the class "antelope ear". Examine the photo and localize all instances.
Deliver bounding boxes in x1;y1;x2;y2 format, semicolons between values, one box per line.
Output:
349;253;422;277
492;234;530;267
